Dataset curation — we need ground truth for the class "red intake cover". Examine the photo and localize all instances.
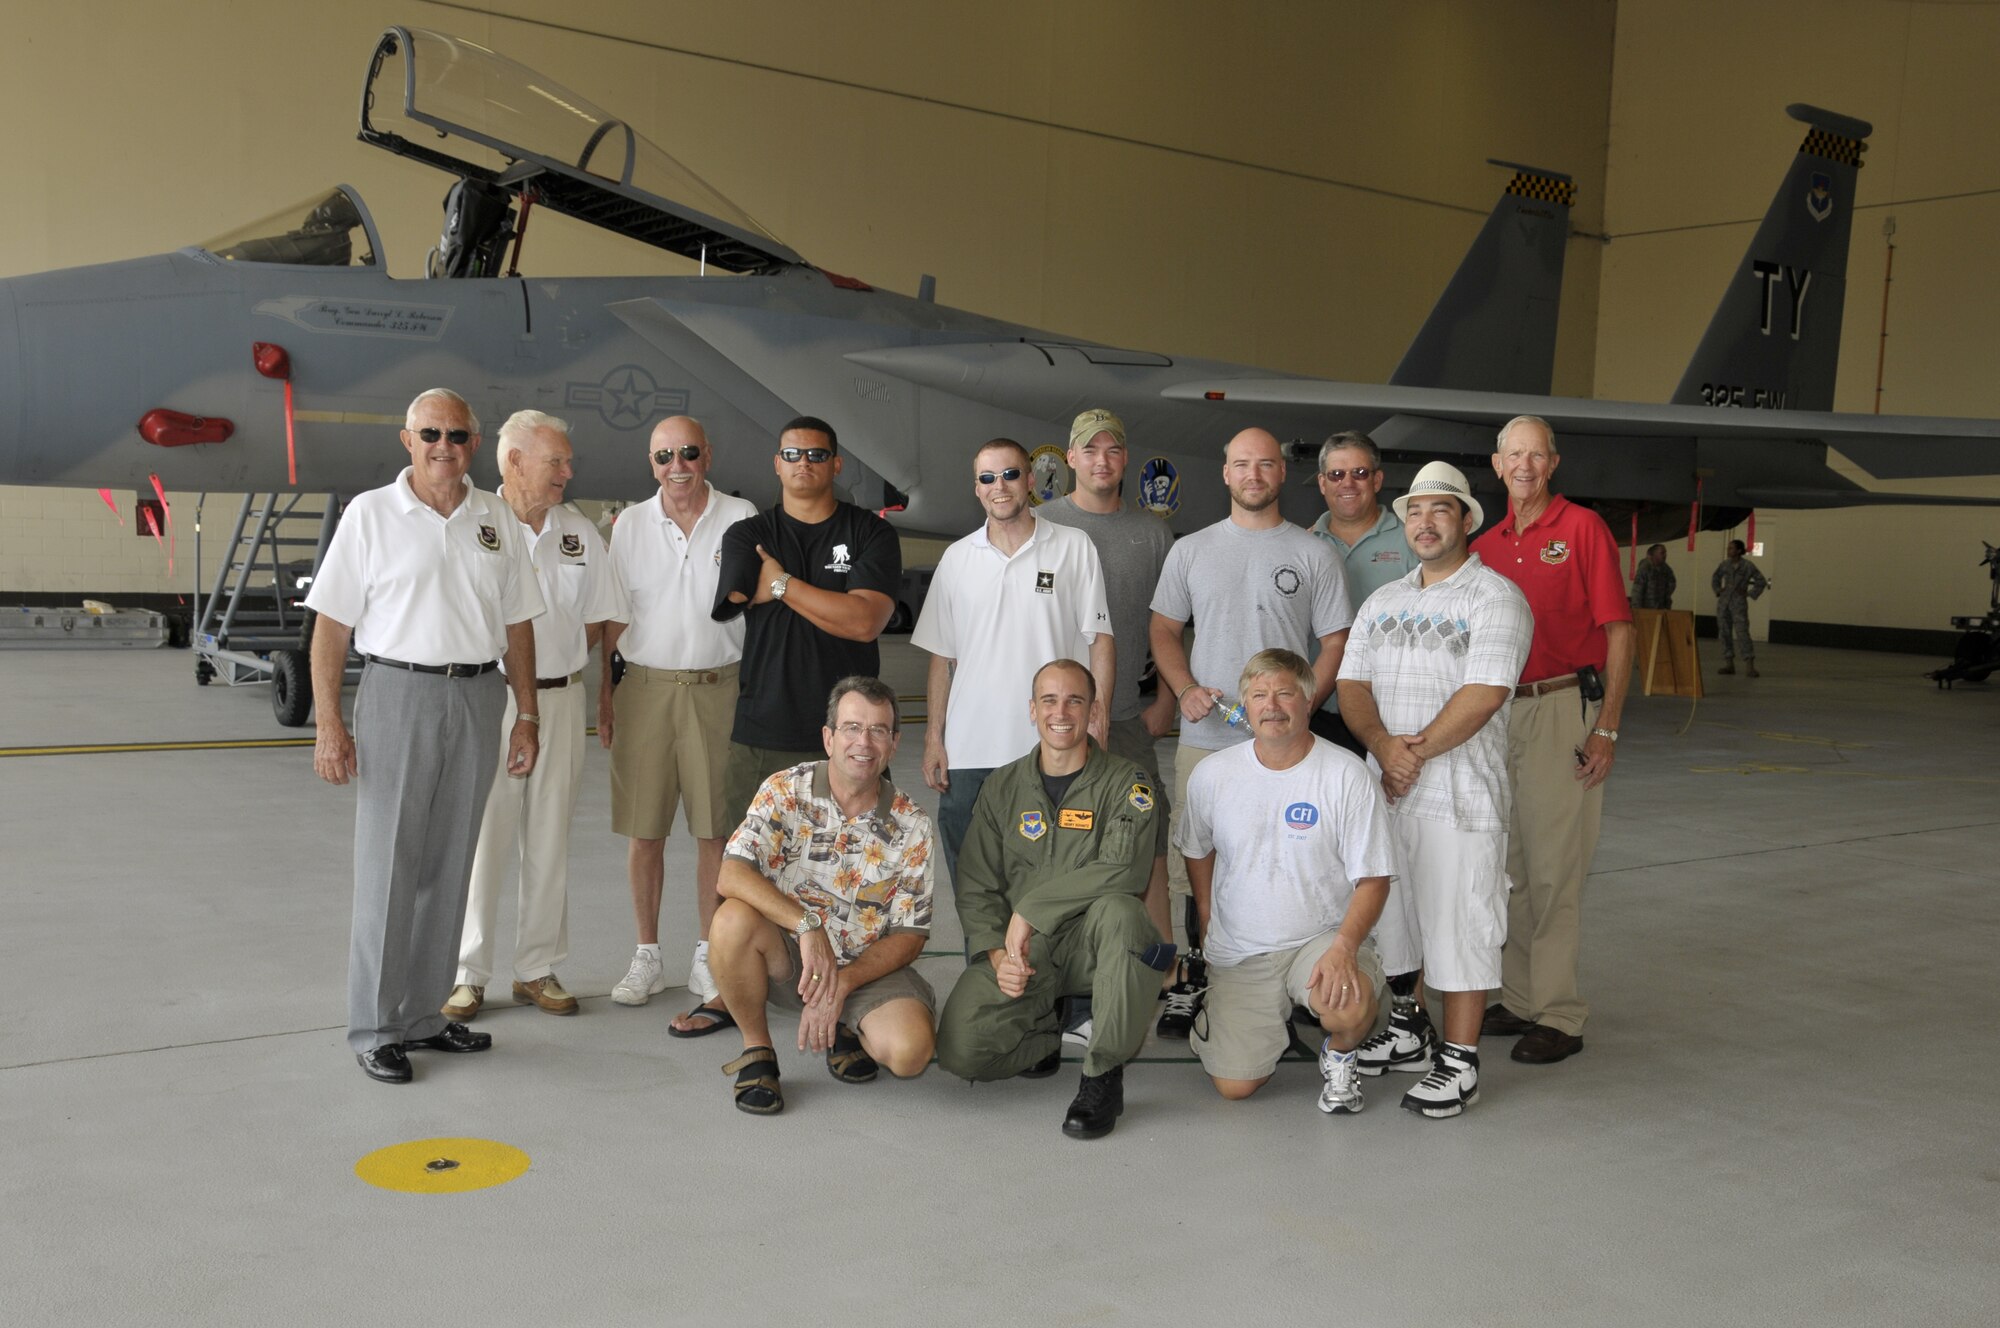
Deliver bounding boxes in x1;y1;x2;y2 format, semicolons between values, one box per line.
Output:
138;410;233;447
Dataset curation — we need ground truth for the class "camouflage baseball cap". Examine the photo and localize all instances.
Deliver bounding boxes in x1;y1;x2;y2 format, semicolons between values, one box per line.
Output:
1068;408;1126;451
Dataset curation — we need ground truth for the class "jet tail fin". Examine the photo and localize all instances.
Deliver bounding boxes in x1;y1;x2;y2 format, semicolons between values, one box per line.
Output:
1669;105;1872;412
1388;161;1573;395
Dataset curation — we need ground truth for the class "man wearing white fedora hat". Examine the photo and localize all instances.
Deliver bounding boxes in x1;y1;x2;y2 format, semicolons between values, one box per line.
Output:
1337;461;1532;1116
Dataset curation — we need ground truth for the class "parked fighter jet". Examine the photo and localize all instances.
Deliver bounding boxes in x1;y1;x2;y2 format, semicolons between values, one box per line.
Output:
2;26;1995;544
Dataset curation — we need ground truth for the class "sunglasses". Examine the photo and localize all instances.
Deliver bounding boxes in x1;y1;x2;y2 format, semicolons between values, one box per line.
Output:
780;446;835;464
411;427;474;446
977;467;1025;486
654;445;703;464
1322;466;1374;481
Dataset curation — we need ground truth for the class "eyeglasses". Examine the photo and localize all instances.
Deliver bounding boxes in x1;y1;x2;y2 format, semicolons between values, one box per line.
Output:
410;427;474;446
976;467;1025;486
1322;466;1374;481
833;722;894;741
654;445;703;464
781;446;835;464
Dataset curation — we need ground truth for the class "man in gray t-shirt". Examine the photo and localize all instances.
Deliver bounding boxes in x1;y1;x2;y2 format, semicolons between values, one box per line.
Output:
1150;428;1355;907
1039;407;1179;988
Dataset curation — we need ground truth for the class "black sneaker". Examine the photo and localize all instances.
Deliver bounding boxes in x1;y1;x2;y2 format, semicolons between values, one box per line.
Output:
1156;952;1208;1039
1061;1065;1125;1139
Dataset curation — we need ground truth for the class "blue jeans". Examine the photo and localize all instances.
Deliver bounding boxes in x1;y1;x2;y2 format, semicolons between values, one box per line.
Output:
938;766;996;956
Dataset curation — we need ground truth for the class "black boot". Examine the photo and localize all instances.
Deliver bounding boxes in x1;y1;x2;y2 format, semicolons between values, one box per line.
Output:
1062;1065;1125;1140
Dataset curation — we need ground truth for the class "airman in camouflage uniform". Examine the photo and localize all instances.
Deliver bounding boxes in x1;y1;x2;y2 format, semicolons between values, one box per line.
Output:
1711;540;1767;677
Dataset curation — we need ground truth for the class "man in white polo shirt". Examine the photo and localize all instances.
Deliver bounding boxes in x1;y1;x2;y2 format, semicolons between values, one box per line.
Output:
444;412;620;1024
1337;461;1532;1117
913;438;1113;911
307;388;545;1085
600;416;759;1034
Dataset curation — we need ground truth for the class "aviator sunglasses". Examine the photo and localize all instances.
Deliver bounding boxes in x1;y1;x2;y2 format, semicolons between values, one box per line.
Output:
654;445;703;464
976;467;1024;486
411;427;475;446
780;446;835;464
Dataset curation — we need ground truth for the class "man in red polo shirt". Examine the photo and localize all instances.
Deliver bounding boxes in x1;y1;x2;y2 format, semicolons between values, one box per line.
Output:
1471;415;1632;1065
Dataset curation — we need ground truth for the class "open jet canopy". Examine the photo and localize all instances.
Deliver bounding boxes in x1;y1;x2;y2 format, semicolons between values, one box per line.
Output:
357;25;804;273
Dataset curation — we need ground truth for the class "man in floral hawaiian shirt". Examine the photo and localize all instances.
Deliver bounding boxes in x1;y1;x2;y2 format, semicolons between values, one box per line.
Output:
706;676;938;1115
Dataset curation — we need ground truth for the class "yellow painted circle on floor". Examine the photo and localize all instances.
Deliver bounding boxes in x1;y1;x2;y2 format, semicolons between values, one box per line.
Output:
354;1138;530;1194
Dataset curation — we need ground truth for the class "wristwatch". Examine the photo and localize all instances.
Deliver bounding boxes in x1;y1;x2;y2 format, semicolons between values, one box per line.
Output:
1590;726;1619;742
770;573;792;601
793;909;822;937
517;712;540;726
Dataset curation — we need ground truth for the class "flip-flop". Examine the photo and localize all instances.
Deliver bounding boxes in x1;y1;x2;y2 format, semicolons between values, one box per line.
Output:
667;1002;738;1038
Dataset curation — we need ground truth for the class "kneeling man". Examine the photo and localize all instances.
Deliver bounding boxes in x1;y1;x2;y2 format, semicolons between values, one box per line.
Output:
937;659;1169;1140
708;677;937;1115
1177;649;1400;1114
1337;461;1531;1117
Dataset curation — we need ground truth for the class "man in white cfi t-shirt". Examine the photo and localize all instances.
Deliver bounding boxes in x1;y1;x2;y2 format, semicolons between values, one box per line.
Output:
1175;648;1400;1115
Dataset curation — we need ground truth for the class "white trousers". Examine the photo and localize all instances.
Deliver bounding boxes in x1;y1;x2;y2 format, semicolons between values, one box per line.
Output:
458;681;585;985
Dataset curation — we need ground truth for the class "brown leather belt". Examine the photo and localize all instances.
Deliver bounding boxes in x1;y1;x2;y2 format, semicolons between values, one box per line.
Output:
1515;674;1580;700
536;671;583;690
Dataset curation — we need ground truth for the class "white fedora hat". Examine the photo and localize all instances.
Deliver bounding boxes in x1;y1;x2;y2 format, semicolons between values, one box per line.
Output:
1392;460;1483;530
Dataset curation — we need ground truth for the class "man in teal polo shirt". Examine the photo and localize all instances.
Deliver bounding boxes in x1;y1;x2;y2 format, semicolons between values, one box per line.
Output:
1308;431;1413;759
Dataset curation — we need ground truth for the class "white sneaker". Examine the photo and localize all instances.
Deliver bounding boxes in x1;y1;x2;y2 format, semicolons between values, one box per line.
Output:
1401;1044;1481;1119
1061;1018;1094;1047
1354;999;1437;1077
612;948;666;1006
688;940;718;1001
1317;1040;1364;1115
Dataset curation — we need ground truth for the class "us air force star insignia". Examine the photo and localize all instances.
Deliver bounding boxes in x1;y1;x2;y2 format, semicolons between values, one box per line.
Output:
559;533;584;557
1129;783;1154;812
1019;811;1047;841
1540;539;1570;566
477;524;501;552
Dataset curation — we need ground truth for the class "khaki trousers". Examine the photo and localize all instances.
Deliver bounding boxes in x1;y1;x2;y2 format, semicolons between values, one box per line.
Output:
1498;689;1602;1036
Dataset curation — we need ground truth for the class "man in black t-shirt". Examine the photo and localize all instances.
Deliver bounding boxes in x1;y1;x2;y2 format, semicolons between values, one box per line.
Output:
712;415;902;819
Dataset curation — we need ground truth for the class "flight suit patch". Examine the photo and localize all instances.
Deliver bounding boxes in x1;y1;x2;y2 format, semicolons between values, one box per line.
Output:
1128;782;1154;812
1058;808;1094;830
1019;811;1047;841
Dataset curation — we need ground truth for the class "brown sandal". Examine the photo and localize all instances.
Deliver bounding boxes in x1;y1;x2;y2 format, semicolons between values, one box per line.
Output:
723;1046;783;1115
825;1023;879;1084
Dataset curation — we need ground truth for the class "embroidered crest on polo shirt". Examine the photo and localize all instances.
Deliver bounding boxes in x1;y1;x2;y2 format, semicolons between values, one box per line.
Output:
559;533;584;557
1019;810;1047;841
1059;808;1094;830
477;524;501;552
1540;539;1570;565
1035;570;1054;594
1272;565;1303;596
826;543;852;573
1128;782;1154;812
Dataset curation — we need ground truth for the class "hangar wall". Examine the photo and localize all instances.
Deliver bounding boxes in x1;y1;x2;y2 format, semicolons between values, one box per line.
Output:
0;0;1613;600
7;1;1997;651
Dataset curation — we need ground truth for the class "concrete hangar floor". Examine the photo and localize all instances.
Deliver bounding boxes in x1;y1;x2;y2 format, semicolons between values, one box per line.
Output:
2;637;1996;1326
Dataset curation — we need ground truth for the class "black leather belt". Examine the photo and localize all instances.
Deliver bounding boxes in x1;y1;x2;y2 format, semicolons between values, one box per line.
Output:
536;672;582;690
367;654;497;678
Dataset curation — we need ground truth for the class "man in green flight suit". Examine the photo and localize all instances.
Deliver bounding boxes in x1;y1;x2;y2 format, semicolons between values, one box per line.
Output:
936;658;1173;1139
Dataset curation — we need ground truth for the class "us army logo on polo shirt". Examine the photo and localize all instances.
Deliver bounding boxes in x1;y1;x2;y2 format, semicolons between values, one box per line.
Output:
1129;782;1154;812
1058;808;1094;830
477;524;501;552
1019;811;1047;841
1035;570;1055;595
559;533;584;557
1540;539;1570;566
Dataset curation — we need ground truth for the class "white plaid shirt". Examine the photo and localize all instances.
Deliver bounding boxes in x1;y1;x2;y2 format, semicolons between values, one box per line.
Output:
1336;554;1533;831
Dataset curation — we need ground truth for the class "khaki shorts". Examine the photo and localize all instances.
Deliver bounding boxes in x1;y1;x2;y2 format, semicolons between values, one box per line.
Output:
609;663;739;840
1389;815;1509;992
766;931;937;1026
1105;716;1171;858
724;742;825;836
1192;931;1385;1081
